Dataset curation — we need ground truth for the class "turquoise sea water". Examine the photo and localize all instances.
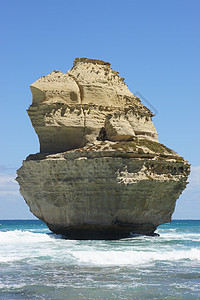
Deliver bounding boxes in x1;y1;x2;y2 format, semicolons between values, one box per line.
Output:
0;220;200;299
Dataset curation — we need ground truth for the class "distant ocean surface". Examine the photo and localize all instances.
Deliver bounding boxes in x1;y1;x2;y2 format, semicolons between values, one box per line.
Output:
0;220;200;299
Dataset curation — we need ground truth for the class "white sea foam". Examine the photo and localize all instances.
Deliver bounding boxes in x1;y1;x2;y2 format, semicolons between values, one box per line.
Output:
0;230;52;244
159;232;200;242
0;282;26;289
71;248;200;266
0;230;60;263
0;229;200;267
0;256;20;263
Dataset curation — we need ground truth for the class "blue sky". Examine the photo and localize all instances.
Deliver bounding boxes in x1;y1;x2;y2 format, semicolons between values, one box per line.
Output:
0;0;199;219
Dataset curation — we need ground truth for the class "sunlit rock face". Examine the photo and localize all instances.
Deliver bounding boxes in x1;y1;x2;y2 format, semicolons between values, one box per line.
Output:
27;58;158;153
16;58;190;239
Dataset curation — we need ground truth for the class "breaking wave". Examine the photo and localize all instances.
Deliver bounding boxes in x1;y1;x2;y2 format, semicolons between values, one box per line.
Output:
0;229;200;267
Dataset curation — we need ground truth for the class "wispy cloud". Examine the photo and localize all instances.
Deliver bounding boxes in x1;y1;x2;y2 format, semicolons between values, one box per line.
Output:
187;165;200;190
173;165;200;219
0;166;34;219
0;172;19;198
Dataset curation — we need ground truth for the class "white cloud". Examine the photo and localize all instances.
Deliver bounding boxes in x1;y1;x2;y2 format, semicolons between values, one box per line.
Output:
0;168;34;219
0;173;19;198
173;165;200;219
187;165;200;190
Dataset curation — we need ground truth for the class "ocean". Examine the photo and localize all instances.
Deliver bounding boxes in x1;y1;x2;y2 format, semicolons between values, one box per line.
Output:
0;220;200;299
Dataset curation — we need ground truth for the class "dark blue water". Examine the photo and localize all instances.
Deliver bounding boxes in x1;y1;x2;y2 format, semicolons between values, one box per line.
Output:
0;220;200;299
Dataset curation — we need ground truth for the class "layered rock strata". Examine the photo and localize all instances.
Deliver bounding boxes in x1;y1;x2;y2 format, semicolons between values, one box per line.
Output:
17;58;190;239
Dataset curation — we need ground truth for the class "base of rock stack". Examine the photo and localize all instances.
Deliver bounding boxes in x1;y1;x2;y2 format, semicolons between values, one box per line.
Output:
47;223;158;240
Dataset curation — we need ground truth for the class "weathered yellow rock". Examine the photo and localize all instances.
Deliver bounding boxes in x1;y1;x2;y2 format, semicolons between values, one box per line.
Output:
28;58;158;153
104;114;135;141
16;58;190;239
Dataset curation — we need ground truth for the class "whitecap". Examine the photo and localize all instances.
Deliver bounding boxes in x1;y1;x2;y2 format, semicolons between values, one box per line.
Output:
0;256;20;263
0;230;53;244
157;230;200;242
71;248;200;266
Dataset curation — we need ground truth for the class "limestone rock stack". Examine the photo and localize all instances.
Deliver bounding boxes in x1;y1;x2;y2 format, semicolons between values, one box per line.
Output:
16;58;190;239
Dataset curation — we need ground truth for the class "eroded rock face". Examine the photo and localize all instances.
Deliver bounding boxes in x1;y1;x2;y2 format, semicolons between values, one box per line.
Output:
17;58;190;239
28;58;158;154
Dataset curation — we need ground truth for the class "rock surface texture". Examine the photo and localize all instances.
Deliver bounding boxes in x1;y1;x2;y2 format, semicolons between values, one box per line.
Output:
17;58;190;239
